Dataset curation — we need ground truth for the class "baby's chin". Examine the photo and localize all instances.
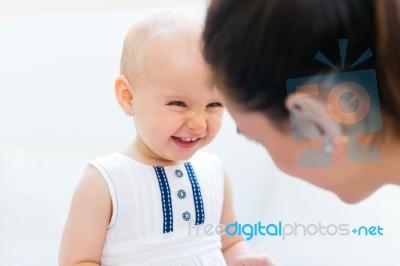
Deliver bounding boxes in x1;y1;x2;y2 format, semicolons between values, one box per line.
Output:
166;138;209;162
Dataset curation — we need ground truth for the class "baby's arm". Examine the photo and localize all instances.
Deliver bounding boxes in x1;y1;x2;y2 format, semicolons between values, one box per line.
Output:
59;166;111;266
221;169;277;266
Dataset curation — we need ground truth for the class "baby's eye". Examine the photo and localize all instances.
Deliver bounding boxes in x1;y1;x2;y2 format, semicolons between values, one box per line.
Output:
167;101;186;107
207;102;223;108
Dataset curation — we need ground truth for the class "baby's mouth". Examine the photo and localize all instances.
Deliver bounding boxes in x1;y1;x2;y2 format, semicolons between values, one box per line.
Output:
174;137;200;143
171;136;203;148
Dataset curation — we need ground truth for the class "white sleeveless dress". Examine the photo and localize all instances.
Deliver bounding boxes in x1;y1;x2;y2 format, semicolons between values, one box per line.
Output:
90;151;226;266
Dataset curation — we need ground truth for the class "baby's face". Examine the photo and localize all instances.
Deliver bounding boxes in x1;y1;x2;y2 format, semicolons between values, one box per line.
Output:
132;37;224;164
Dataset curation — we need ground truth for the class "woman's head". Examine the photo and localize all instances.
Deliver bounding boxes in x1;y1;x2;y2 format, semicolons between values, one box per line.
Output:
203;0;400;202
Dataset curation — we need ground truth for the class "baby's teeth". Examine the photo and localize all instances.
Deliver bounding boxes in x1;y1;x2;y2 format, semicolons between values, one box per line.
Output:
180;137;197;142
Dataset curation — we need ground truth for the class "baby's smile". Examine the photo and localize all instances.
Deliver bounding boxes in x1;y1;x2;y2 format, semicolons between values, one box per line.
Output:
171;136;203;149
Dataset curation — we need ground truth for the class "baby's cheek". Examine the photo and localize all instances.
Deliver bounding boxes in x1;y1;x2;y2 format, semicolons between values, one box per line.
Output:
209;113;224;130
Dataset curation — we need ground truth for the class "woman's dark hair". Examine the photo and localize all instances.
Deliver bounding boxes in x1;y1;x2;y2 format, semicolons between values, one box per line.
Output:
203;0;400;132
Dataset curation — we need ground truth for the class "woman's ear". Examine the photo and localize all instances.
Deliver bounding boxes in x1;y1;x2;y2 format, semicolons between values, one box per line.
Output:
285;93;343;141
115;75;134;116
285;92;380;166
285;93;346;167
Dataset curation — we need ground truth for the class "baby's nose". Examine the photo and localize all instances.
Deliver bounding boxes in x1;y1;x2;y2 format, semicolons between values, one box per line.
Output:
186;111;207;132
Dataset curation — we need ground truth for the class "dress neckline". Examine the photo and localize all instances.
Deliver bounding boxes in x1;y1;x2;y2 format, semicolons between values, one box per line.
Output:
115;152;189;168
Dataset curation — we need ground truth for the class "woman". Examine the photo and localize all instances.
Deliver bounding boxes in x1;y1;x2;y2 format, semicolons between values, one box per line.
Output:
203;0;400;203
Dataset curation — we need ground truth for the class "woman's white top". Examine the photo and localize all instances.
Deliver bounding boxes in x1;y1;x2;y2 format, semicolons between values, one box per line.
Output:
90;151;226;266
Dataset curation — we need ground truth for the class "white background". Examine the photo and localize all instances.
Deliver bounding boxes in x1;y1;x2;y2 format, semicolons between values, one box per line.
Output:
1;2;400;265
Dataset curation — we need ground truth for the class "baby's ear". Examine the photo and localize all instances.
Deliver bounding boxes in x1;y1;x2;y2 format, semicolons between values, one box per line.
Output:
114;75;134;115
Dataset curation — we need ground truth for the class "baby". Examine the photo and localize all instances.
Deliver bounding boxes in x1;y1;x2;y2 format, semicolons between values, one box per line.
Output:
59;10;275;266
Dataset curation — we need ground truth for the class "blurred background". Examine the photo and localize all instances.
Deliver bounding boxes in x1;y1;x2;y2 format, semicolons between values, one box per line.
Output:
1;1;400;265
